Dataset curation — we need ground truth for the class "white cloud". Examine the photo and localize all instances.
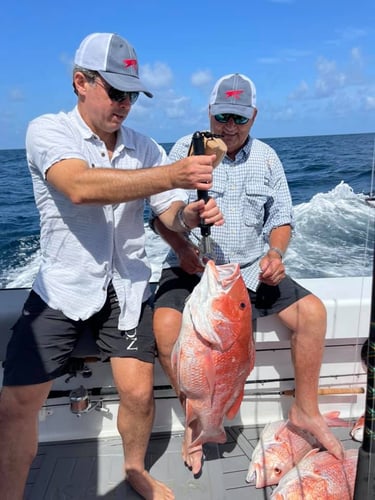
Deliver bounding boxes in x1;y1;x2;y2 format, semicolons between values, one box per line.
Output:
165;96;191;119
315;57;347;97
140;62;173;89
191;70;212;87
289;80;309;100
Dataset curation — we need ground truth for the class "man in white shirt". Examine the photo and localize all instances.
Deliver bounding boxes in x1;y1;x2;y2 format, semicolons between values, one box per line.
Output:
0;33;223;500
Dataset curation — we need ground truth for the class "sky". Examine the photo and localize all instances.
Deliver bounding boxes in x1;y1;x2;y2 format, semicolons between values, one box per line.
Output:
0;0;374;150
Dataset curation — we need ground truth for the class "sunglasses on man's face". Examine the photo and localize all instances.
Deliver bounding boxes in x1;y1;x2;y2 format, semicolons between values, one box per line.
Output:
214;113;250;125
96;79;139;104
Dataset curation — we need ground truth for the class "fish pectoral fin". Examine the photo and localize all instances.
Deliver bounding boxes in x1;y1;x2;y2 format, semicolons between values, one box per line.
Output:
185;399;196;427
274;421;289;440
225;389;244;420
194;325;223;350
323;410;351;428
201;349;216;402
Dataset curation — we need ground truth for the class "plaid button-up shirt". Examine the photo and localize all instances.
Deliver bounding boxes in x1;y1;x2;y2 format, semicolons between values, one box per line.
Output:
165;134;294;291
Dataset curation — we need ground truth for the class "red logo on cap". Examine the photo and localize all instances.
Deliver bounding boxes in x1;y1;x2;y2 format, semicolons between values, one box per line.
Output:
225;90;244;99
123;59;137;69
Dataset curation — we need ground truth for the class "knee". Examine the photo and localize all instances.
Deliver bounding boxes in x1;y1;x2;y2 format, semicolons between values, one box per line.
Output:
304;294;327;324
117;381;153;409
295;295;327;338
153;307;182;356
280;294;327;334
0;387;41;421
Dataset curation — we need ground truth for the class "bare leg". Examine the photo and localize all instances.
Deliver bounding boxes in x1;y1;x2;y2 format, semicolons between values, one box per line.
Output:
111;357;174;500
153;307;182;394
0;382;53;500
153;307;204;473
278;294;344;459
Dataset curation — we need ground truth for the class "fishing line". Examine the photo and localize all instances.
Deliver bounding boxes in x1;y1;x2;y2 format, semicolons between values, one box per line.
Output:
353;134;375;499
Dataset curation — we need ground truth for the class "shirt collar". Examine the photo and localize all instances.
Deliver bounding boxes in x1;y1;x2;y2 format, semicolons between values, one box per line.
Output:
70;106;95;140
224;135;252;163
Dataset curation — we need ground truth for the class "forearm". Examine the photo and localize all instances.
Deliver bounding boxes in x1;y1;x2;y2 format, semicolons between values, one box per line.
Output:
153;210;191;251
267;224;292;257
46;153;215;205
47;160;175;204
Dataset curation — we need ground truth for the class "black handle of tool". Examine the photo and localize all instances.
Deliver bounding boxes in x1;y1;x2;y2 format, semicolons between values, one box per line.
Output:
192;131;211;237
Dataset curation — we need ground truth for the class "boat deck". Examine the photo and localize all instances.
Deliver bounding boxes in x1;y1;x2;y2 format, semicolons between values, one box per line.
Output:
25;424;360;499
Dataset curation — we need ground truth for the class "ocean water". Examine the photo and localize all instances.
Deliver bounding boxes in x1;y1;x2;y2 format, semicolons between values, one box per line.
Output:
0;132;374;288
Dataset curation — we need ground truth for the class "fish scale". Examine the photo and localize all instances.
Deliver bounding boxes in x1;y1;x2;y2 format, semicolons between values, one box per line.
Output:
270;448;359;499
172;260;254;449
246;411;351;488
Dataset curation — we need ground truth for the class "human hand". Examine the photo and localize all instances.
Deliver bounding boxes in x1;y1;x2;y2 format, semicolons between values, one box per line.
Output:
169;155;216;190
177;243;205;274
258;252;286;286
181;197;224;230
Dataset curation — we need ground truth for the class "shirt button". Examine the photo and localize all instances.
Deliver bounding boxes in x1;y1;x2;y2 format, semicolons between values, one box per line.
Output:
101;152;106;157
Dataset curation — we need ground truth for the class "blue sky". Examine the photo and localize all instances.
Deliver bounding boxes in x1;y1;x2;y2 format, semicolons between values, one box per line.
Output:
0;0;374;149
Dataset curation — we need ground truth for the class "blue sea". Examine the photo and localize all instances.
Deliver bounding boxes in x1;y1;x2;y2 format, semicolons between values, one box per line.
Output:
0;132;374;288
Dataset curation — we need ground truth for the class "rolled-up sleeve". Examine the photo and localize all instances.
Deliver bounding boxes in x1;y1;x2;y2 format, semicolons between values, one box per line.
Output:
262;149;294;238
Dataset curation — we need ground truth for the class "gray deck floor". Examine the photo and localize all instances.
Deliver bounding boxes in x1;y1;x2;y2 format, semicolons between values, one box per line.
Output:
25;425;360;500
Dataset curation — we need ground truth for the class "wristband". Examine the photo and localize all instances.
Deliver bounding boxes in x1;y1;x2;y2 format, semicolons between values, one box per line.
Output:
268;246;284;260
177;207;192;231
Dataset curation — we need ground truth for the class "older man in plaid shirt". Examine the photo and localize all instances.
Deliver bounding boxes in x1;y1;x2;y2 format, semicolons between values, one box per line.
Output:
152;73;344;476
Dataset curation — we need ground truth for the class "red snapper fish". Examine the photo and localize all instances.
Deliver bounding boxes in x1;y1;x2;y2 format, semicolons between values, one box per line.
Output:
246;411;350;488
270;448;358;500
350;414;364;442
171;260;254;449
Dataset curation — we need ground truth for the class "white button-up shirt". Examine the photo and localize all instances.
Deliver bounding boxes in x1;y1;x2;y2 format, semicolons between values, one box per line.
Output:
26;107;186;329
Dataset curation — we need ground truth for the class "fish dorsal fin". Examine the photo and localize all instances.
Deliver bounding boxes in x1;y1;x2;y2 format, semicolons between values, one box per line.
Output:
303;448;321;461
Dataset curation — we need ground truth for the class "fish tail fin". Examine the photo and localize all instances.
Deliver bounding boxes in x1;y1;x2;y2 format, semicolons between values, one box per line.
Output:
190;426;227;448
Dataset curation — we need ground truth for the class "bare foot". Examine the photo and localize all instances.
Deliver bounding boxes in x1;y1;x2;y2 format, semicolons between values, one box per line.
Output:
126;469;175;499
182;425;204;475
288;403;344;460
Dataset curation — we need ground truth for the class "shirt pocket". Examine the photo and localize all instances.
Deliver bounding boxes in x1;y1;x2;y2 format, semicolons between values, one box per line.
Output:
209;176;226;200
244;180;271;227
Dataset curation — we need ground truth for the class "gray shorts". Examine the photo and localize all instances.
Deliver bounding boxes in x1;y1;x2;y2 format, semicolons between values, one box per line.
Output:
3;283;155;386
154;267;311;320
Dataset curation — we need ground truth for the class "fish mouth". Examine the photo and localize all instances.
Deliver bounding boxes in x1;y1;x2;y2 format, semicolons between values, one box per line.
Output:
246;464;265;489
207;261;241;290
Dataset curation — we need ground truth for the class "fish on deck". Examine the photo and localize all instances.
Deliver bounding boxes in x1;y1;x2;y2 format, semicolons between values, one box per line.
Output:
270;448;358;500
171;260;254;450
246;411;351;488
350;414;364;442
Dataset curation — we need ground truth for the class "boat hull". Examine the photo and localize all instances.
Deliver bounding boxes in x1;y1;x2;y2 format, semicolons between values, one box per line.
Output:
0;276;370;443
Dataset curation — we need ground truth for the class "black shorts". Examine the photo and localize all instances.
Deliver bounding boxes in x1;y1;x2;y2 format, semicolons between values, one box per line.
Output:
154;267;311;320
3;284;155;386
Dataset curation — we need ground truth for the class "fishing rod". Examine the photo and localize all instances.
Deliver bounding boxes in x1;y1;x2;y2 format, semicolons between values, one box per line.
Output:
353;240;375;499
191;131;214;259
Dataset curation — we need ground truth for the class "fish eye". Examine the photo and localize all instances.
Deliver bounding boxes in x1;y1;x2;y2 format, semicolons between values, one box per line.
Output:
239;302;247;310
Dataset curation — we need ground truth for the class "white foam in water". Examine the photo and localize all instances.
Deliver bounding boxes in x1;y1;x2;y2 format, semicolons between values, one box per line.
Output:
4;249;41;288
4;182;374;288
285;182;374;278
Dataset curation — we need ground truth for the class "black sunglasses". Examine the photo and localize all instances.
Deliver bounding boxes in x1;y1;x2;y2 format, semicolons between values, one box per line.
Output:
214;113;250;125
96;79;139;104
